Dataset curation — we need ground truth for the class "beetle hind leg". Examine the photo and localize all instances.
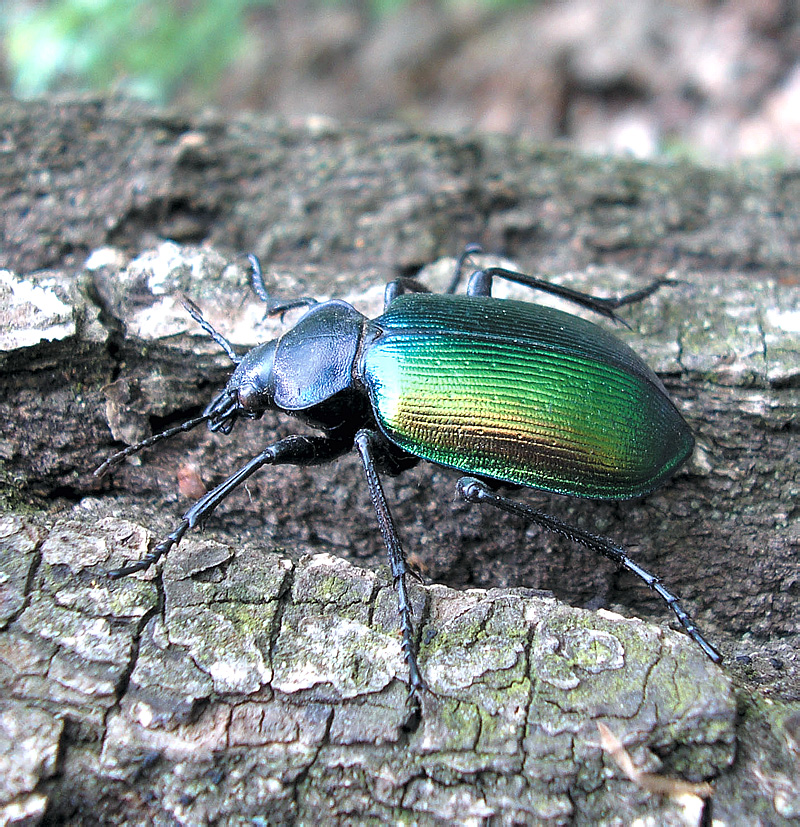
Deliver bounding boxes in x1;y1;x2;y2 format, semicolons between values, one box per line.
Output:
447;244;674;323
455;476;722;664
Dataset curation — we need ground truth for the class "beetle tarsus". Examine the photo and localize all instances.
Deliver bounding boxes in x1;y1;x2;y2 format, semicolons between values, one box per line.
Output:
455;476;721;664
108;526;186;578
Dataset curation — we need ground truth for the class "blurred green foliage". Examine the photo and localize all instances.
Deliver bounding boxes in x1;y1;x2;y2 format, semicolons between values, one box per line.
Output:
4;0;531;103
6;0;263;101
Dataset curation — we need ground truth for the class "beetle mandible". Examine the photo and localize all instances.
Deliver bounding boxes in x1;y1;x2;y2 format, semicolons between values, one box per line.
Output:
96;246;721;696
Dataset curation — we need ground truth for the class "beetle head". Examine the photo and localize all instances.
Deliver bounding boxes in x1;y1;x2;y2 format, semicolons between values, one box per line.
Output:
206;340;279;433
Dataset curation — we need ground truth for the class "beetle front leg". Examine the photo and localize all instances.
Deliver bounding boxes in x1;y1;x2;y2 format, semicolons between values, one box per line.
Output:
110;434;351;577
455;476;722;664
247;254;318;319
354;429;425;700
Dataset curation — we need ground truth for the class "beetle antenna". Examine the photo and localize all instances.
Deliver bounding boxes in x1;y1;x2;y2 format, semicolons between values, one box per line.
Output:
94;413;215;477
179;294;241;364
247;253;271;305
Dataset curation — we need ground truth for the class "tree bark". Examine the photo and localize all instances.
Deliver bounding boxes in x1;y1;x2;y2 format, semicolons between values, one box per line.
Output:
0;96;798;825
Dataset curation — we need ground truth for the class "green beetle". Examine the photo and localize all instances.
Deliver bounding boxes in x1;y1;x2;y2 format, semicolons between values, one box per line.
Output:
96;246;720;698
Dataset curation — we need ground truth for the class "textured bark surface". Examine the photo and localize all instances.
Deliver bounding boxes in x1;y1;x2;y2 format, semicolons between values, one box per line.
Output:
0;97;798;824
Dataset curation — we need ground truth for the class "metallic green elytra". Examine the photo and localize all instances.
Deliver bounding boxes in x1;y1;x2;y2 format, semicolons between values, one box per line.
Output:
361;293;694;499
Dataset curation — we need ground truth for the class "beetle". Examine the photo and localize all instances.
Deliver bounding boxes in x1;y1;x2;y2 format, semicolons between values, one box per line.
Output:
95;246;721;696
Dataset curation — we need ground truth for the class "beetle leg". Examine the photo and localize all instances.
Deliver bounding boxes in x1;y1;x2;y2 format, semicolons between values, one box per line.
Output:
446;243;485;293
388;243;484;304
383;277;431;310
247;253;317;320
446;245;673;324
465;267;673;325
109;434;351;577
455;476;722;664
387;244;484;305
354;429;425;699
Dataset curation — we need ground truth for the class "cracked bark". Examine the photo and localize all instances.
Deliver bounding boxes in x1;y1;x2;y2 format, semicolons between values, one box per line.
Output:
0;97;798;825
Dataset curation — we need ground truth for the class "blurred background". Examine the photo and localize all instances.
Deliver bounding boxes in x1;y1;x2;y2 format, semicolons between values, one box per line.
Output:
2;0;799;163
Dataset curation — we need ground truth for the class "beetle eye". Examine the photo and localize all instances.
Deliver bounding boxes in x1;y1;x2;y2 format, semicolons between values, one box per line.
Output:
236;383;257;410
235;380;273;415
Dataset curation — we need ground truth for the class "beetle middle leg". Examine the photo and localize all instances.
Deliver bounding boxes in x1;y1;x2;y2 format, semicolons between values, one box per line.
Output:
383;277;431;310
110;434;351;576
455;476;722;664
354;429;425;700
